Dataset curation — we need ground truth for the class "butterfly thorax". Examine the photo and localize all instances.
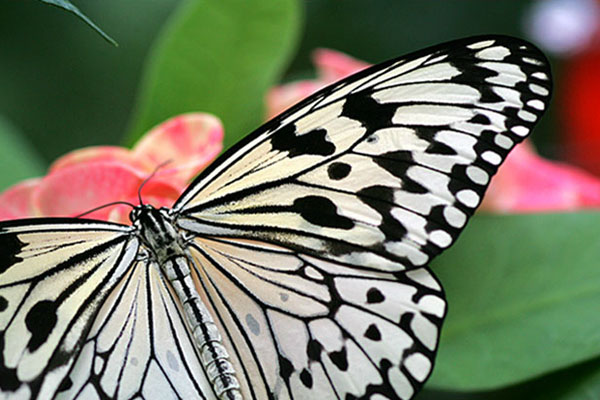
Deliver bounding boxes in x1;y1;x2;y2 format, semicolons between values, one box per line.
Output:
130;205;186;263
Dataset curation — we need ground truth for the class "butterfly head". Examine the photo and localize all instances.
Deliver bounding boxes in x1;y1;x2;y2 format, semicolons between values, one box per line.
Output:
130;204;185;263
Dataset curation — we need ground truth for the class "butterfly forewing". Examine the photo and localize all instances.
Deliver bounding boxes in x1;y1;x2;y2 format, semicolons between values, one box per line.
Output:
0;220;216;400
175;36;551;271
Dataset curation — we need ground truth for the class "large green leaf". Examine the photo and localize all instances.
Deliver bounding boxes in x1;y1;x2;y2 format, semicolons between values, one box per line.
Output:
0;116;45;191
428;213;600;390
126;0;300;150
543;359;600;400
417;358;600;399
38;0;117;45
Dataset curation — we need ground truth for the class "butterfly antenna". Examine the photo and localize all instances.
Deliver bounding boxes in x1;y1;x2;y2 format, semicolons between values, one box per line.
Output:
138;159;172;205
75;201;136;218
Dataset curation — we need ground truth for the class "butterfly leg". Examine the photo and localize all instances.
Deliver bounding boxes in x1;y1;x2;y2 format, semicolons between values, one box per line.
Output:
162;255;243;400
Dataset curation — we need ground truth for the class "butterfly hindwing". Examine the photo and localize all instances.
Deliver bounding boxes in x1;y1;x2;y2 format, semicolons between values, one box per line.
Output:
188;237;445;399
56;260;215;400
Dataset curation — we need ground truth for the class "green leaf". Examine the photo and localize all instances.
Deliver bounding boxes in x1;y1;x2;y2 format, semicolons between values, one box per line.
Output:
0;116;45;191
428;213;600;391
417;358;600;400
126;0;300;150
38;0;117;46
535;358;600;400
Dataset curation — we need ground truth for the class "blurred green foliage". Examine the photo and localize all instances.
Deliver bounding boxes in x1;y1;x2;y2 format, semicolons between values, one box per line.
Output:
0;1;594;399
0;0;179;175
38;0;117;45
0;116;45;188
126;0;300;150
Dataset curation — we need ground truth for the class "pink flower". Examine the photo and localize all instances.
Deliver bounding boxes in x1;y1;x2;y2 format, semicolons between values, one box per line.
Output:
480;140;600;212
0;113;223;224
265;49;369;119
267;48;600;213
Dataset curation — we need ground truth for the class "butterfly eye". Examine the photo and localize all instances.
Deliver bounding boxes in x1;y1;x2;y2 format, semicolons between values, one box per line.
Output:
129;208;139;222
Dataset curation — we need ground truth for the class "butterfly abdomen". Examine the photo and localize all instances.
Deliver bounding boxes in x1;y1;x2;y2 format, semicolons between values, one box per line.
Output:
162;256;242;400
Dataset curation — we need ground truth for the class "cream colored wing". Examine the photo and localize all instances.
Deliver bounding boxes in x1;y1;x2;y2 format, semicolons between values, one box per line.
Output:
55;260;216;400
174;35;552;273
188;237;445;399
0;219;137;399
170;35;552;399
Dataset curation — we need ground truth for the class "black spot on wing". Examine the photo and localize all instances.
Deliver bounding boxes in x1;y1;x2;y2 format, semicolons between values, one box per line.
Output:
0;233;25;274
279;354;294;384
357;185;408;240
341;92;397;132
372;153;428;194
307;339;322;362
364;324;382;341
0;296;7;312
398;312;415;336
327;162;351;180
426;140;458;156
0;333;20;392
470;113;491;125
271;124;335;157
293;196;354;230
300;368;313;388
26;300;58;352
366;287;385;304
412;126;459;156
329;347;349;371
57;376;73;393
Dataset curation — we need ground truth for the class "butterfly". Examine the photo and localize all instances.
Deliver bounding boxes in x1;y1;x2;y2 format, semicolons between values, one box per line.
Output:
0;35;551;400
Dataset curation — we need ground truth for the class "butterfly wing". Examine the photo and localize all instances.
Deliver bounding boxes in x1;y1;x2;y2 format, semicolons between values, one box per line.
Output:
174;35;551;272
188;238;444;399
0;219;137;399
172;36;551;399
0;219;215;400
55;260;216;400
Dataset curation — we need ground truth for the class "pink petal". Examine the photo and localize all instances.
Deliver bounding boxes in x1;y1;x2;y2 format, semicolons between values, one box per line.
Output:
265;80;325;119
132;113;224;185
266;49;370;120
49;146;147;174
313;48;370;82
481;141;600;212
33;162;180;221
0;178;41;220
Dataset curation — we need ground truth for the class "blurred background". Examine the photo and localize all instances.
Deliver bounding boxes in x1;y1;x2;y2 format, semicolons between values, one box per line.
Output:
2;0;600;399
0;0;571;178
